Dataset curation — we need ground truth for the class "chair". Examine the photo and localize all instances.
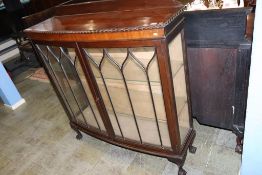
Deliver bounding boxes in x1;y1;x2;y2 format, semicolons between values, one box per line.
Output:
21;7;55;60
2;0;31;62
2;1;54;71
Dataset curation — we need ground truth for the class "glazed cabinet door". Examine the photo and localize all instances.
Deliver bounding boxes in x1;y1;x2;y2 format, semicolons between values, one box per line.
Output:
79;44;172;149
34;43;107;134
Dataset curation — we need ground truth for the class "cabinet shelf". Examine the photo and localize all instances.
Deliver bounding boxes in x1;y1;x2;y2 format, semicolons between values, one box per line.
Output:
91;59;184;83
93;76;187;120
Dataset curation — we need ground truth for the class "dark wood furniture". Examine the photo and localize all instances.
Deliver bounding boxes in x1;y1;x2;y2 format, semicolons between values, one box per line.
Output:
0;0;30;37
185;7;253;153
24;0;68;14
24;0;196;174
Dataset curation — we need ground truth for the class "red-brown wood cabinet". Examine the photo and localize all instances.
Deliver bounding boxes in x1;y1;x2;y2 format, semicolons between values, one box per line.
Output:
24;1;196;174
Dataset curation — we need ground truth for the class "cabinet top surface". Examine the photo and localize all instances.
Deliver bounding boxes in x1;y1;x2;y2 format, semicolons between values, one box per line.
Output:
24;0;186;42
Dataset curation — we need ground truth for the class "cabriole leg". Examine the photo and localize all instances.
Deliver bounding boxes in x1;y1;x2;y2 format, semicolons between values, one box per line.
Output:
178;166;187;175
235;136;243;154
70;122;83;140
189;145;197;154
75;130;83;140
167;158;187;175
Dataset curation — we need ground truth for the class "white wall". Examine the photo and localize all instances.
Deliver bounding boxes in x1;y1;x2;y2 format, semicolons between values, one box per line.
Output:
241;1;262;174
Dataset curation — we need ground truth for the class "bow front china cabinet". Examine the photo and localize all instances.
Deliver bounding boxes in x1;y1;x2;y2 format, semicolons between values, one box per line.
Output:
24;0;196;174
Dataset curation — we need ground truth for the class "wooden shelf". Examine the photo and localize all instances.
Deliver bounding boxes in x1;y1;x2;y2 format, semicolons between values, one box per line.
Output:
91;59;183;83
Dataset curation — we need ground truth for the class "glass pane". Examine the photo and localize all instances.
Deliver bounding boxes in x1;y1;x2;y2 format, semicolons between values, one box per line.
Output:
85;48;140;141
74;58;106;131
36;45;105;132
168;32;190;145
84;47;171;148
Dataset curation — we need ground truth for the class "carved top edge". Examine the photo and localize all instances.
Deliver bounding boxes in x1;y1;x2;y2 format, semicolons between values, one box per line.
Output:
25;6;186;35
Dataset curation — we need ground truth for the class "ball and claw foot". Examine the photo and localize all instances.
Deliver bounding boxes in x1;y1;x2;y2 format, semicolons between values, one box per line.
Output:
178;167;187;175
76;131;83;140
235;145;243;154
189;145;197;154
235;136;243;154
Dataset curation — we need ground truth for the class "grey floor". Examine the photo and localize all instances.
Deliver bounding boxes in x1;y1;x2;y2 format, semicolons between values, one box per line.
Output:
0;71;241;175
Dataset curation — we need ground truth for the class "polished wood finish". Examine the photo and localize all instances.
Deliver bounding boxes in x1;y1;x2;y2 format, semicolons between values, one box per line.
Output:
55;0;185;16
25;1;185;42
25;29;165;42
22;7;55;28
156;39;182;151
24;0;253;157
25;1;195;174
246;12;255;39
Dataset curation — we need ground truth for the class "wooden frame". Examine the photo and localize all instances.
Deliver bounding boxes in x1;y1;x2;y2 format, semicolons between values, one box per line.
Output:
25;1;196;174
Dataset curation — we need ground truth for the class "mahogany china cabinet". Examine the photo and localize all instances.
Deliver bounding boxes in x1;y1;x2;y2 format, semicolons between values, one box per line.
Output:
24;0;196;174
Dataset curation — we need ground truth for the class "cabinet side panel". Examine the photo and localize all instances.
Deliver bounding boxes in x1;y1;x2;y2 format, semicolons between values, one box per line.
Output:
168;32;190;145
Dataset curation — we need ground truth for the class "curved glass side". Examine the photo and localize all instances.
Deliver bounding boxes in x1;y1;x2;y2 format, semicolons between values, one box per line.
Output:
35;45;106;132
168;32;191;145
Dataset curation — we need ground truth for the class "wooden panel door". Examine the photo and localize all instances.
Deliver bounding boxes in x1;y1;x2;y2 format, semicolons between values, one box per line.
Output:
187;48;237;130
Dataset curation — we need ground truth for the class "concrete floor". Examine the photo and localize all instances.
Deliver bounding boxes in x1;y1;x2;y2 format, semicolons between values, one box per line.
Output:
0;73;241;175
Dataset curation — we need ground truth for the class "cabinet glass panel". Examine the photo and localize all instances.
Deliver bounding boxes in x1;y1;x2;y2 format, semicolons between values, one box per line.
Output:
83;47;171;148
35;45;105;132
168;32;190;144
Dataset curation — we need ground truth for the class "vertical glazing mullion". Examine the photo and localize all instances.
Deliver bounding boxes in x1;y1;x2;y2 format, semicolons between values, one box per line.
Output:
47;46;91;129
129;49;163;147
99;49;124;138
119;50;143;144
83;49;124;138
145;51;163;147
36;45;78;124
101;49;143;143
99;73;124;138
60;48;102;131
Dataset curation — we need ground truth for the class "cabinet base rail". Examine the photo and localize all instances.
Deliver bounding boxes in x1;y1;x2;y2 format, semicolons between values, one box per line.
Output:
70;121;196;175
